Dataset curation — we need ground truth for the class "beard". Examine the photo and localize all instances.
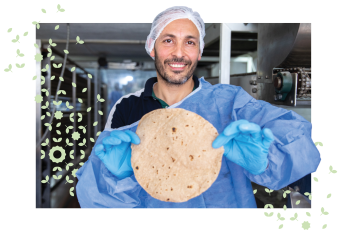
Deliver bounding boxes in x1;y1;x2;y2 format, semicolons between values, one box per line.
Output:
154;48;198;86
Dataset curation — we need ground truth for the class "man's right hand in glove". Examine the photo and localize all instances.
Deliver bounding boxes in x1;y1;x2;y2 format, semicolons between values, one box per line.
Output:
95;130;140;180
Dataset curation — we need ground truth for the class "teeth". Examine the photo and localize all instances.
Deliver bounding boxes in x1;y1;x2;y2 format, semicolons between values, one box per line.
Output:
169;64;185;67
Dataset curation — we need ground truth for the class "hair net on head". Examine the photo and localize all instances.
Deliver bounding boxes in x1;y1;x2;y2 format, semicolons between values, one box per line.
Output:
145;6;206;60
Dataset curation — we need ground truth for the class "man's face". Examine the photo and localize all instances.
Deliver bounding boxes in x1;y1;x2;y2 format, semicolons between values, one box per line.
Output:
150;18;201;85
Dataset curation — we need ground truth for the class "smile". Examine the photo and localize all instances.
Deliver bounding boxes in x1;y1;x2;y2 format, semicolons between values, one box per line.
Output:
168;63;187;68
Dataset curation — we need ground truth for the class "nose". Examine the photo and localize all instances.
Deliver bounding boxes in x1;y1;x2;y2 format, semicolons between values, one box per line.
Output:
171;43;185;58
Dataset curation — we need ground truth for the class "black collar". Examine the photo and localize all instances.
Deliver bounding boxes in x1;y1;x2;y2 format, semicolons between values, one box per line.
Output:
143;75;200;98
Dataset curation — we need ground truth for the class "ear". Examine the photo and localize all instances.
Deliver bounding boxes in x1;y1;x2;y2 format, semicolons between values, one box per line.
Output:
150;48;155;58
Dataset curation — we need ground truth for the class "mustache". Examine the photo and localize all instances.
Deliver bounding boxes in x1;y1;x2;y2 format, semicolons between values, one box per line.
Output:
164;58;192;65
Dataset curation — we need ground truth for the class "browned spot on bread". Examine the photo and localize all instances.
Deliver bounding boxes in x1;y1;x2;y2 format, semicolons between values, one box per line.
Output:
176;136;178;139
187;185;193;188
181;141;183;145
154;137;156;139
167;198;170;201
198;155;200;157
168;167;170;169
159;179;161;180
135;166;139;170
173;174;176;176
167;116;169;118
157;170;158;174
172;127;176;132
171;187;173;191
185;144;187;146
153;122;155;123
203;150;206;152
162;165;164;167
152;166;154;168
165;189;168;191
171;157;176;162
167;147;169;150
189;155;194;161
186;125;189;127
215;132;217;134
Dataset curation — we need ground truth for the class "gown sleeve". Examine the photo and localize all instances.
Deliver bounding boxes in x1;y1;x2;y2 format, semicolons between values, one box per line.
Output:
229;87;321;190
75;130;143;208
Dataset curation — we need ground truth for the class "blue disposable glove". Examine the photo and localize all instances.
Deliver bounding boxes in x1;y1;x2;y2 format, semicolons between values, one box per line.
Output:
95;130;140;179
212;120;274;175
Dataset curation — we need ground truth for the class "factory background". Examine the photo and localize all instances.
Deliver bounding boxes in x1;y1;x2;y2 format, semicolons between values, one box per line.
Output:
35;23;311;208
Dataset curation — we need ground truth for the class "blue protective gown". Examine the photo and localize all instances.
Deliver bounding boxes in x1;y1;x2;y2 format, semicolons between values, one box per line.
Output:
76;77;321;208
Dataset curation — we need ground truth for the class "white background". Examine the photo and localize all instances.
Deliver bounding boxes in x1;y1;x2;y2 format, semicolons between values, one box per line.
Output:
0;0;346;230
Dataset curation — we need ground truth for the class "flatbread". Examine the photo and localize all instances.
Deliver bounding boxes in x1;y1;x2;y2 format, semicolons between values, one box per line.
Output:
131;108;224;203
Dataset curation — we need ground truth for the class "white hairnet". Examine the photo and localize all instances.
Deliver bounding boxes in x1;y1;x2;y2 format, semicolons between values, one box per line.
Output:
145;6;205;60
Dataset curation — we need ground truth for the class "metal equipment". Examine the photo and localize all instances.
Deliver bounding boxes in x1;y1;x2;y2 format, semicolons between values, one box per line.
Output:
256;23;311;106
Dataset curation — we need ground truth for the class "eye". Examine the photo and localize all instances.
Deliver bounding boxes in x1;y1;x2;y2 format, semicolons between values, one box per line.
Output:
164;39;172;43
187;41;195;45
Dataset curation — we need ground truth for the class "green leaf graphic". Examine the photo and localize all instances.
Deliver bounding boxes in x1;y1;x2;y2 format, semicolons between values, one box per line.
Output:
56;122;61;127
296;200;300;205
264;204;273;209
78;98;83;103
283;205;287;211
87;107;91;112
96;131;101;136
72;82;76;88
50;75;55;80
59;76;64;82
279;224;283;229
327;194;331;198
56;130;61;135
64;50;69;54
329;165;337;174
55;25;59;30
82;88;87;92
253;189;257;194
264;212;273;217
34;43;39;48
98;110;103;115
37;24;40;29
7;28;12;33
314;142;323;146
80;150;85;159
323;224;327;229
41;9;46;13
24;32;28;36
70;187;74;196
306;212;311;217
88;74;92;79
93;121;98;126
314;177;318;182
90;138;95;142
71;67;75;72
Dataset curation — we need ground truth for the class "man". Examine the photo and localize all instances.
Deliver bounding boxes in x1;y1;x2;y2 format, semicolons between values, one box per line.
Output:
76;6;320;208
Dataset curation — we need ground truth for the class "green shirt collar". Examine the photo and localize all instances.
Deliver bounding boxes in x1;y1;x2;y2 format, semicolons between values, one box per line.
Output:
152;84;196;108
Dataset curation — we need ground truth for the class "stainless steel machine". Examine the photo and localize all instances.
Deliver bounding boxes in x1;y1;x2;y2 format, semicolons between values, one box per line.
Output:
256;23;311;107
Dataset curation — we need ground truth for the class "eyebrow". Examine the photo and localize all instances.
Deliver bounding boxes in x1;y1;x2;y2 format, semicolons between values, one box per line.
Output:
160;33;198;40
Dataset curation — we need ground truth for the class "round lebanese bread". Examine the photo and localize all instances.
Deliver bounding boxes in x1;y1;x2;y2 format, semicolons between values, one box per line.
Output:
131;108;224;203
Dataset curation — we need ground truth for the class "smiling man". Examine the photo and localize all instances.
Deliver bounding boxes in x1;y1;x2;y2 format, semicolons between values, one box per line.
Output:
76;6;321;208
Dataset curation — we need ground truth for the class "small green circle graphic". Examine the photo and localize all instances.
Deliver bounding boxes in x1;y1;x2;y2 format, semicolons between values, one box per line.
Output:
48;146;66;163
